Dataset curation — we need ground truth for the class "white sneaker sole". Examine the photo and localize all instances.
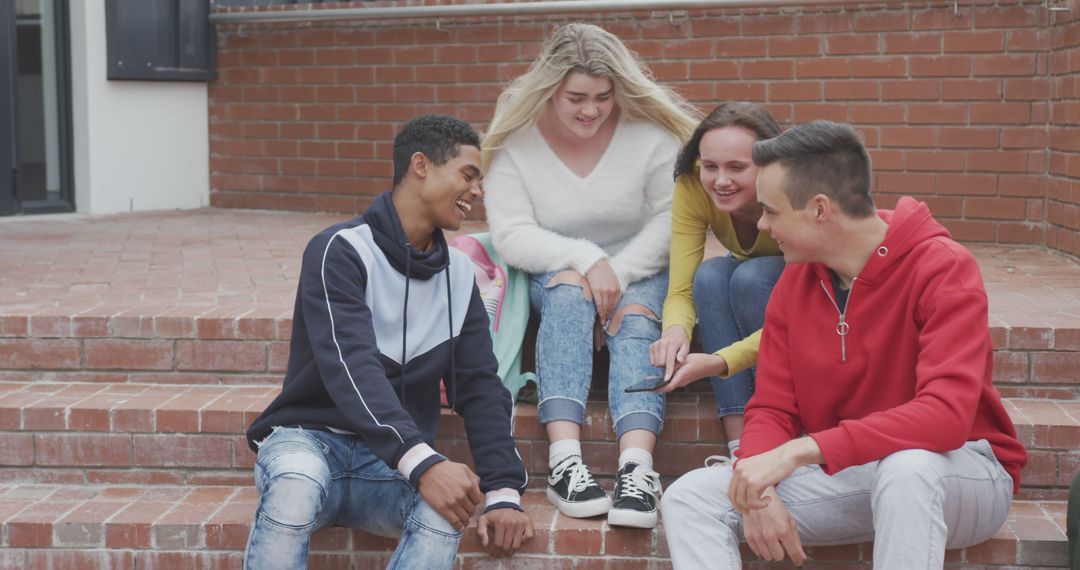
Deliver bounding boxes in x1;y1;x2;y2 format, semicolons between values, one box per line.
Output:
546;487;612;518
607;506;658;529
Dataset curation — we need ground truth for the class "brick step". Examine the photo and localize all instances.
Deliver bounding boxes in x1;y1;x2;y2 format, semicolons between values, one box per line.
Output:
0;484;1067;569
442;396;1080;500
1;315;1079;398
0;381;1075;497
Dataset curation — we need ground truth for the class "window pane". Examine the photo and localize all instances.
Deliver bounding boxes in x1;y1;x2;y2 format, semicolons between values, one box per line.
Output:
16;0;62;202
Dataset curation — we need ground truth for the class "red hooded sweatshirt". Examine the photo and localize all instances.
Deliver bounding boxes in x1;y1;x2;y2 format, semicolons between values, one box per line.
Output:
737;197;1027;492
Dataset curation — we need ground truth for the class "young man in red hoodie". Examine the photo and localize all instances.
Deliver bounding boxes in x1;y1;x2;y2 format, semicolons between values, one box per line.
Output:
660;121;1027;569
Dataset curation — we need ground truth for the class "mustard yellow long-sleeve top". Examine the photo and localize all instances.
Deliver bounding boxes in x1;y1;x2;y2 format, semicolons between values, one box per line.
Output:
661;171;782;376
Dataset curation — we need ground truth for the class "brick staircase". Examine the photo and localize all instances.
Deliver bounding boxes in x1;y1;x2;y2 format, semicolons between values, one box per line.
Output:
0;210;1077;568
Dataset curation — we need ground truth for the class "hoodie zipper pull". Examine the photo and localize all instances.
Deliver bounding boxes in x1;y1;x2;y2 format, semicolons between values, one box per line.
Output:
820;278;856;362
836;317;849;361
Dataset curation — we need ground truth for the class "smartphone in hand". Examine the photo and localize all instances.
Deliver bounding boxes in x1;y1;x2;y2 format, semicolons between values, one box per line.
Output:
624;375;670;393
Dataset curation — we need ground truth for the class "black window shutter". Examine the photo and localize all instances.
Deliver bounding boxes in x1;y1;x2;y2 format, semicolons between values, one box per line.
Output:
105;0;216;81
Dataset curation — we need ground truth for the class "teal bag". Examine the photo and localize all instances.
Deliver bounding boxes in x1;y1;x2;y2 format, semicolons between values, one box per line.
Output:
448;232;536;401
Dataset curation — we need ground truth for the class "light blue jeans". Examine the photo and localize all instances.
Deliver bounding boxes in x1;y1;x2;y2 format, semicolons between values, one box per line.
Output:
529;270;668;439
693;255;785;417
661;440;1014;569
244;427;460;570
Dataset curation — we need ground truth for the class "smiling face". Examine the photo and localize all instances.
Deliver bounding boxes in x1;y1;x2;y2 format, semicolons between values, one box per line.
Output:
421;144;483;232
548;72;616;140
756;162;822;264
698;126;762;219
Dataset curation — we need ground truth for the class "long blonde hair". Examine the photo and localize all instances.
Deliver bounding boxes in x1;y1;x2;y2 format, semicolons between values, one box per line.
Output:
481;23;700;170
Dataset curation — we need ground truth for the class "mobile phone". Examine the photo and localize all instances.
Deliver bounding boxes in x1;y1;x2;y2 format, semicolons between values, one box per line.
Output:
624;375;670;393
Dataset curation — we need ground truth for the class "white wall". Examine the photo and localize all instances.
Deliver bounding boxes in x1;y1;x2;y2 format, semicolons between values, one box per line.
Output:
69;0;209;214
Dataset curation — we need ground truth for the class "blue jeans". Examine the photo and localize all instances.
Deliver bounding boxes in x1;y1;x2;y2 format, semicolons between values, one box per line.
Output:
693;255;785;418
244;427;460;570
529;270;668;439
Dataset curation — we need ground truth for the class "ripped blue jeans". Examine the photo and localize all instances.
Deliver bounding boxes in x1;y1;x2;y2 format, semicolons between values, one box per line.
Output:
244;427;460;570
529;270;668;439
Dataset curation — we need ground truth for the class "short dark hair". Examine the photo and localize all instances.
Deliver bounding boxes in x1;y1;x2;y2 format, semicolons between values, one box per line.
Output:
673;102;782;179
392;115;481;187
751;121;874;218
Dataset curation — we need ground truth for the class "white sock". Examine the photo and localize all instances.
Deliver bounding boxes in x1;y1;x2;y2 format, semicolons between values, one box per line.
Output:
618;447;653;471
548;439;582;469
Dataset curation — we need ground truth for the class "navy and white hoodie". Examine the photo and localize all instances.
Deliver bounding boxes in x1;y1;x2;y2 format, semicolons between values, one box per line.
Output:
247;191;527;508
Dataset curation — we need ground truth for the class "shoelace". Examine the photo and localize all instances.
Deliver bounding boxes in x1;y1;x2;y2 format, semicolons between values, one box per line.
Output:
551;456;598;494
617;466;662;501
704;455;732;468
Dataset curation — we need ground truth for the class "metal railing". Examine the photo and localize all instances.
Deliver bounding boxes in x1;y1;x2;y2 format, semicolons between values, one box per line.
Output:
208;0;919;24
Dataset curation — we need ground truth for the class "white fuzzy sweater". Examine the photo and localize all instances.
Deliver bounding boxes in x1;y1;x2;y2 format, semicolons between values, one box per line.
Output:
485;119;680;290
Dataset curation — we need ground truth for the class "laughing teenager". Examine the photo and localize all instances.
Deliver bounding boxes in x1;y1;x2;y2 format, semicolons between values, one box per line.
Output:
244;115;533;570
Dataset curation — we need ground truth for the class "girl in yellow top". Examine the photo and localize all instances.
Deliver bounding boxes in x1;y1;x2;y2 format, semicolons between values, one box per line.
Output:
649;102;784;448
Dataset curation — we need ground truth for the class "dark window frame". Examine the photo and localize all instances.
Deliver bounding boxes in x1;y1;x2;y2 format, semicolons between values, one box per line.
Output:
1;0;75;216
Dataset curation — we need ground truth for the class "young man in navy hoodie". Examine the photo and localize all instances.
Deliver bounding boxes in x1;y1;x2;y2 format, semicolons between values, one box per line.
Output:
244;115;533;569
660;121;1026;569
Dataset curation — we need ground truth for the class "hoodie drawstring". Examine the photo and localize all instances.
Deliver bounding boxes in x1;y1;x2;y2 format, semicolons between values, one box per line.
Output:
400;243;456;414
445;269;457;412
400;244;411;407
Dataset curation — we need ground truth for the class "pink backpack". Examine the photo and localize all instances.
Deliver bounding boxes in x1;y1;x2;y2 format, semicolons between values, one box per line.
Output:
448;235;507;331
440;235;508;406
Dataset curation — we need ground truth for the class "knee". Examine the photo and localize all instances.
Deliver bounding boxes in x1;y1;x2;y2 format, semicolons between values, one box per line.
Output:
660;477;694;529
542;272;593;309
660;477;695;516
258;468;329;530
606;304;658;336
661;467;734;527
409;497;462;537
730;257;784;297
874;449;945;500
693;257;737;297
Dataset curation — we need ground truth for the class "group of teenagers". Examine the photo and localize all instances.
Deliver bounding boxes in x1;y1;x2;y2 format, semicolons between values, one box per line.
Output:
242;23;1031;570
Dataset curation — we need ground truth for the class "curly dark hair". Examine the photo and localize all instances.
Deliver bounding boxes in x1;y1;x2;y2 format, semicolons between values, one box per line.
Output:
392;115;481;187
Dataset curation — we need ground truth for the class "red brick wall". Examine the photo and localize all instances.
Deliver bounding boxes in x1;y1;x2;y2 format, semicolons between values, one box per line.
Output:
210;0;1057;246
1048;0;1080;257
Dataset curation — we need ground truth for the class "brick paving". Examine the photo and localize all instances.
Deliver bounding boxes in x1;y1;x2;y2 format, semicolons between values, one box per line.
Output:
0;208;1077;334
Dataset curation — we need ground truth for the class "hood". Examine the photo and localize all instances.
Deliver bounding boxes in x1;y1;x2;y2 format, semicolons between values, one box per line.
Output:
363;191;450;280
837;197;951;284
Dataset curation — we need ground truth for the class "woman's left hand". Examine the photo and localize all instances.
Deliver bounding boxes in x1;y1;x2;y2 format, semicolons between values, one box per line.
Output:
585;258;622;323
656;353;728;393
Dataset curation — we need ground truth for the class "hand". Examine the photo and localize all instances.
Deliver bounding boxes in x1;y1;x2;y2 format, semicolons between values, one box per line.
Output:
650;326;690;381
477;508;535;557
656;352;727;393
743;487;806;565
584;259;622;323
729;438;821;512
417;461;484;530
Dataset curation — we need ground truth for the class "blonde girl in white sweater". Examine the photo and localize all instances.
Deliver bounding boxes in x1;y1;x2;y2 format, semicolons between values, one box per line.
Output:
483;23;698;529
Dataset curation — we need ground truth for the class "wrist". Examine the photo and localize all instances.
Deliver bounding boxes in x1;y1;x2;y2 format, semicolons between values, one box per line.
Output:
663;325;690;342
586;257;609;274
785;437;823;467
710;354;729;376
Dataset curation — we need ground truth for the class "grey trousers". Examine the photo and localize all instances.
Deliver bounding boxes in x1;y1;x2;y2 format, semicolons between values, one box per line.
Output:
660;440;1013;570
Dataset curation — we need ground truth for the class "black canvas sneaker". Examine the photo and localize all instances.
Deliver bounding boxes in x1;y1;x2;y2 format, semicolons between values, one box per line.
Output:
607;462;662;528
546;455;612;518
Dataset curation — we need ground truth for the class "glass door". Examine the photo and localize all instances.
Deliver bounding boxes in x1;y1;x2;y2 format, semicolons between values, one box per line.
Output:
1;0;72;215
